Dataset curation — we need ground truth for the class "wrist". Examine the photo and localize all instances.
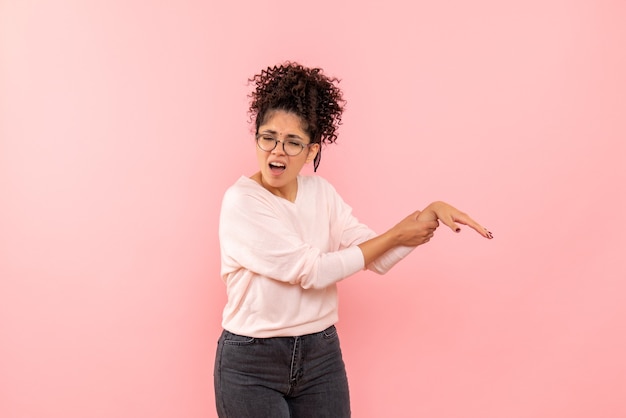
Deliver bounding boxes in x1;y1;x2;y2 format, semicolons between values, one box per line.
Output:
417;205;438;221
426;201;444;212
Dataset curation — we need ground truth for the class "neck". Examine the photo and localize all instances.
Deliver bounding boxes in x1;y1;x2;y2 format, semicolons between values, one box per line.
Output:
251;172;298;202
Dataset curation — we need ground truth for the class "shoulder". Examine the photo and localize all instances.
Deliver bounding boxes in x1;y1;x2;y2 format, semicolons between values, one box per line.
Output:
299;174;338;194
222;176;268;208
298;175;348;211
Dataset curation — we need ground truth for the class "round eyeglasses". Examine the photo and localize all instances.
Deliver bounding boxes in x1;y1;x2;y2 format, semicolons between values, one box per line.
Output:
256;134;314;156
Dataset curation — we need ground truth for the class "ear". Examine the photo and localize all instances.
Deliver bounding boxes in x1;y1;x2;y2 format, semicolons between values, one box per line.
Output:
305;143;320;164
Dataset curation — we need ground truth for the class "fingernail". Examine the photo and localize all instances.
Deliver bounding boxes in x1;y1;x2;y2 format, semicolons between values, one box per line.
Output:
455;228;461;233
487;231;493;239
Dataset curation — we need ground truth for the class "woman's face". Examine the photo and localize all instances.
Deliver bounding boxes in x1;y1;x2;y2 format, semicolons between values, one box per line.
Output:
254;110;319;201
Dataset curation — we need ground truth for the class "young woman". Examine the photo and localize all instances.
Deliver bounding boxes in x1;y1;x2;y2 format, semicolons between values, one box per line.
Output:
214;62;493;418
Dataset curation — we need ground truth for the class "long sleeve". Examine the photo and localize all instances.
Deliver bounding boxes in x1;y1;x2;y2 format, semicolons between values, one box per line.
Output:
327;182;416;274
219;179;365;290
218;175;416;338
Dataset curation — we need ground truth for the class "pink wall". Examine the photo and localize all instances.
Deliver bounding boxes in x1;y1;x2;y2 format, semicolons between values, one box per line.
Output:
2;1;625;417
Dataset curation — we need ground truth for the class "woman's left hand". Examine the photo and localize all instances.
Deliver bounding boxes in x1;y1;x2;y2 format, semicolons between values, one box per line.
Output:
417;201;493;239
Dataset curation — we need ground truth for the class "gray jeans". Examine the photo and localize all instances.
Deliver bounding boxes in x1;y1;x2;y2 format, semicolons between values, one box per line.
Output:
214;325;351;417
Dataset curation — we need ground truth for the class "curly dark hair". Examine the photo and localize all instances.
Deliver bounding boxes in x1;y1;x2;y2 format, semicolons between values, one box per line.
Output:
248;62;345;171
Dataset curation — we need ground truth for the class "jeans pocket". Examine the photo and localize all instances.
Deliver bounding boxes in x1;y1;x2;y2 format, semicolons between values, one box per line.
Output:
221;330;256;346
322;325;338;339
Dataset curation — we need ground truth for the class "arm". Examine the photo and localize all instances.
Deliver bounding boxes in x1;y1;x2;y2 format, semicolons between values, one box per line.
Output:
220;187;365;290
358;202;493;268
357;210;438;267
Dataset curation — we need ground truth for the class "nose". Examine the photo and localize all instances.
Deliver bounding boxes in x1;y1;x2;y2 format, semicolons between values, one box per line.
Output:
271;139;287;155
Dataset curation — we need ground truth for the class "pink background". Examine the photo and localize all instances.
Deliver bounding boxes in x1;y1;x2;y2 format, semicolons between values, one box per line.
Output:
2;1;625;417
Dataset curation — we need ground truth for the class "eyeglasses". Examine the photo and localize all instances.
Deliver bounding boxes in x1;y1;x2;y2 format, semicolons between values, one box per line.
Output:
255;134;314;156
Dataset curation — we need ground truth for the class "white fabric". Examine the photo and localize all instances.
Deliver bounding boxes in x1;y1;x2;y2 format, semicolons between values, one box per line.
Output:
219;175;414;337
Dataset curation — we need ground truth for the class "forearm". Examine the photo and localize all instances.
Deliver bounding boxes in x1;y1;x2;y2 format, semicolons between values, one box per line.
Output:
364;244;415;274
357;210;438;266
357;230;399;267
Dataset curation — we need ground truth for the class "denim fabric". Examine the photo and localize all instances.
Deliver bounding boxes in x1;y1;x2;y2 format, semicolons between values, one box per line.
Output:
214;325;351;417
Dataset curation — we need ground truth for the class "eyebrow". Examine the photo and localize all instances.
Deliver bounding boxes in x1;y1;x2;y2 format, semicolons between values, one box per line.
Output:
259;129;306;141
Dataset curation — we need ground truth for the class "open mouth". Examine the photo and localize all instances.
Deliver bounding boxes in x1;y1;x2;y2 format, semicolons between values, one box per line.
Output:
269;161;286;174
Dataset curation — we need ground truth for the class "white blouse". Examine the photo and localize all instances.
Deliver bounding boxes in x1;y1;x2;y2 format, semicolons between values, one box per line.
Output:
218;175;413;337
